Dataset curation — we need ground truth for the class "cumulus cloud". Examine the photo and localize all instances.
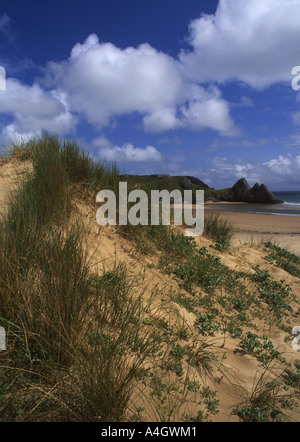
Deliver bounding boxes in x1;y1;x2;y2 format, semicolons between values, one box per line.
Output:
43;35;183;127
180;0;300;89
179;86;238;135
92;136;163;162
41;34;238;136
263;154;293;175
0;78;77;141
143;85;238;135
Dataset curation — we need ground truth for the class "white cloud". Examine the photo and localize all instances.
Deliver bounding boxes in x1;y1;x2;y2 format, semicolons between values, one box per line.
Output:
92;136;163;162
41;34;238;136
44;35;184;127
143;107;180;132
0;78;77;141
179;87;239;135
263;154;293;175
180;0;300;89
205;153;300;189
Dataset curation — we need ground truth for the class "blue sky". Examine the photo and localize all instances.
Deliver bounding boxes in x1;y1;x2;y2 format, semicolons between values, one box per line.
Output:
0;0;300;190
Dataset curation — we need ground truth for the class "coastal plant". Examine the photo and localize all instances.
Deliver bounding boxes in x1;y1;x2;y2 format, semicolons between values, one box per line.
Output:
171;246;247;297
1;134;34;160
183;386;219;422
187;338;226;380
169;292;199;314
3;131;120;195
282;360;300;388
194;312;219;336
228;324;244;338
0;133;136;421
213;234;231;251
238;332;284;366
231;296;247;312
234;405;269;422
253;265;293;316
263;241;300;278
233;366;295;422
0;133;113;366
161;344;187;377
204;211;233;248
118;223;197;258
172;248;224;293
60;263;163;422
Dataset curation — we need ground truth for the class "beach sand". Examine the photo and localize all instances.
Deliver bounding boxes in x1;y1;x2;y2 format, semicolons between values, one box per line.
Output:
206;203;300;256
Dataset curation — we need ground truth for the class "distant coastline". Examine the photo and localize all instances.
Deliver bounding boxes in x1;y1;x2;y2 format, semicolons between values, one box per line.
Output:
205;191;300;217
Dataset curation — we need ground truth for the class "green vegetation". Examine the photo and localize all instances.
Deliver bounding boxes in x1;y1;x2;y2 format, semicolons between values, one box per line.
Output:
204;187;232;201
0;134;153;420
203;211;233;250
239;332;284;366
253;265;293;316
264;241;300;278
233;366;298;422
122;173;209;195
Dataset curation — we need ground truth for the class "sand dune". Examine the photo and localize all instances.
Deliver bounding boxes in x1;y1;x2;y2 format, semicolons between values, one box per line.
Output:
1;156;299;422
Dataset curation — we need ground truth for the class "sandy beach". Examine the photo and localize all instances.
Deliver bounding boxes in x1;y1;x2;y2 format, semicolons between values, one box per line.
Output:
206;203;300;256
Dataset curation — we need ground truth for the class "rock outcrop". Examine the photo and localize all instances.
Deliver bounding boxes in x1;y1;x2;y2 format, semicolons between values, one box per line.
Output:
231;178;251;202
179;177;193;190
249;182;282;204
205;178;283;204
177;176;210;190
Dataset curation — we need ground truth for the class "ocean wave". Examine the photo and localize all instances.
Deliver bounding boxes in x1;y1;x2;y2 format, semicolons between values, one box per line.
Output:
283;201;300;206
269;213;300;217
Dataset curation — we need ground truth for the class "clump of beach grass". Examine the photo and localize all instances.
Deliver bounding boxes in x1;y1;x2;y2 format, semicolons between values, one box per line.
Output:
233;365;297;422
0;133;151;420
0;131;121;367
203;210;233;249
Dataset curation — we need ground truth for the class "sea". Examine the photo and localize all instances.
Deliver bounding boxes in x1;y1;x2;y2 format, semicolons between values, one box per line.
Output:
208;191;300;217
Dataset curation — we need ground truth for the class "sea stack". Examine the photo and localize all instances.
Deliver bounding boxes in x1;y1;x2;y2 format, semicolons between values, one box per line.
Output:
231;178;283;204
249;182;282;204
231;178;251;202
